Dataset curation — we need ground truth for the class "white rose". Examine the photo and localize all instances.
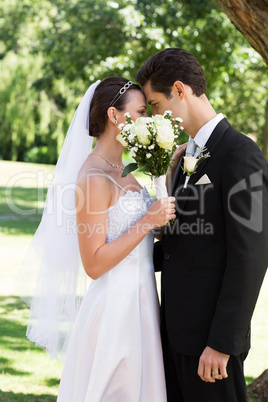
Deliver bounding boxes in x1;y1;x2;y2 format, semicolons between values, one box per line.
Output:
123;124;132;132
116;133;128;147
136;117;153;124
152;114;165;123
155;117;173;135
156;124;175;150
183;156;198;173
128;133;136;142
134;124;150;145
156;118;172;128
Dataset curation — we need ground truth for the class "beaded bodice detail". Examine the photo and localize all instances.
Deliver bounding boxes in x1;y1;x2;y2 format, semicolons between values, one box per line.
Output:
106;187;153;243
77;168;153;244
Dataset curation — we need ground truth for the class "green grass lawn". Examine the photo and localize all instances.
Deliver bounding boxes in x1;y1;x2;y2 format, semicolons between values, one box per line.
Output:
0;160;267;400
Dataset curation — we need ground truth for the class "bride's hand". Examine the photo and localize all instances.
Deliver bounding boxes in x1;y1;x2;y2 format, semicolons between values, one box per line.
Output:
145;197;176;228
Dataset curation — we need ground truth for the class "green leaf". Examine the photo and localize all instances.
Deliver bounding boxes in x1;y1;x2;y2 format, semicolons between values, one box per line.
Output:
137;164;149;173
121;162;138;177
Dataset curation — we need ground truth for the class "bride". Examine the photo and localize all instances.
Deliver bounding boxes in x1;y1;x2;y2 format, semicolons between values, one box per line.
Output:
19;77;177;401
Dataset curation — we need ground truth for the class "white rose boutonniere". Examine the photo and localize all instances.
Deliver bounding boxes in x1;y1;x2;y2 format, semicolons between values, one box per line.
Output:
183;146;210;188
183;156;199;175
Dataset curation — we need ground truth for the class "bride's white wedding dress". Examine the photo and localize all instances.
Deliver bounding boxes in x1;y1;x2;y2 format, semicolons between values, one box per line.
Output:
57;169;167;402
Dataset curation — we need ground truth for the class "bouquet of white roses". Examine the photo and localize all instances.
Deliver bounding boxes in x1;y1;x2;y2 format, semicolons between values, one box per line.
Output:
116;111;183;199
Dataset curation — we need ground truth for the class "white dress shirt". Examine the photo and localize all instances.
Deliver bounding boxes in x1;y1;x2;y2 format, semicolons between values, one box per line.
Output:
192;113;224;157
183;113;224;188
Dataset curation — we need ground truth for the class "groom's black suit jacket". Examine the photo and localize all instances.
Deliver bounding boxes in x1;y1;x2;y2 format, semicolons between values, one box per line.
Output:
155;118;268;356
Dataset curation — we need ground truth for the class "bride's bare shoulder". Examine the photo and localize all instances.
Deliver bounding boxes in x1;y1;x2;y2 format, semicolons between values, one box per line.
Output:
76;158;113;208
79;153;114;178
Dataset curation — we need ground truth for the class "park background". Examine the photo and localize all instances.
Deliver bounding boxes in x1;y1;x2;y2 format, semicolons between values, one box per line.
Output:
0;0;267;400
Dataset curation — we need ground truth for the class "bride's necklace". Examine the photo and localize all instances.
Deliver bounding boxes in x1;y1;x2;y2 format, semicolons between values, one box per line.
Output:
93;153;125;171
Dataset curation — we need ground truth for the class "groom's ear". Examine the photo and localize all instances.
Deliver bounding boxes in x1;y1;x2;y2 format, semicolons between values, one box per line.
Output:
173;81;186;100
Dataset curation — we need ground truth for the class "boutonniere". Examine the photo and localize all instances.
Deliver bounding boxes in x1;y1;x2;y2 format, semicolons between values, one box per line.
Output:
182;146;210;188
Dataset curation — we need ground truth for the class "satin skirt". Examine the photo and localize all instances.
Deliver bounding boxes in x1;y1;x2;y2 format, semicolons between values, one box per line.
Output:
57;233;167;402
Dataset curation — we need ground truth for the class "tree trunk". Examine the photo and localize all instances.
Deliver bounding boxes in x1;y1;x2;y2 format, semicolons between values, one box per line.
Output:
216;0;268;65
263;100;268;159
247;369;268;401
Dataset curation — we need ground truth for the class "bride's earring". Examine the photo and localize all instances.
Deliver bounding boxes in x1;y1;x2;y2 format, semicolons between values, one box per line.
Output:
115;119;118;124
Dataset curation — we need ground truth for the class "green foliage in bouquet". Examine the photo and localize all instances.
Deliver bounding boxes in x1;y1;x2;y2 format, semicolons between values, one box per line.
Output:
117;111;183;178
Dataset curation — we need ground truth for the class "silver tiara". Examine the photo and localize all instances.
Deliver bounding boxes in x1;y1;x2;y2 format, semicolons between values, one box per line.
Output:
109;81;134;107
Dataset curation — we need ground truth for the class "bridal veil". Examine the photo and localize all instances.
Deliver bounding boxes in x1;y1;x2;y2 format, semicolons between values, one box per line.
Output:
15;80;101;360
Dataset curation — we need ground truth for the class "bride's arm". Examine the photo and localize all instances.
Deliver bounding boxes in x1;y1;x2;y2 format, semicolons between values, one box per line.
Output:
76;175;175;280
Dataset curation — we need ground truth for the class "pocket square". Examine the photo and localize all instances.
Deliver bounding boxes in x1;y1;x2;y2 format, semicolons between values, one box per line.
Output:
195;174;211;185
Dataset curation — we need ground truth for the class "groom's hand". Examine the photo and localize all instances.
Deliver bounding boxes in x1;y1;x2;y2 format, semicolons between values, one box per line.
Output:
198;346;230;383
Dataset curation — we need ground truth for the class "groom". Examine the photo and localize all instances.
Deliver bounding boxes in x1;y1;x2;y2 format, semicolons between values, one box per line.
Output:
136;48;268;401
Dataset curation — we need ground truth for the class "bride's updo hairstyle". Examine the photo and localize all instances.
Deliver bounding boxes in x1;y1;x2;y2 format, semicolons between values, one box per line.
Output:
89;77;142;138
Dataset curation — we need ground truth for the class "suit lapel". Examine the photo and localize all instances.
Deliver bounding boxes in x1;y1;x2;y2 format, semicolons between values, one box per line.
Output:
172;118;230;216
189;118;230;186
171;152;185;195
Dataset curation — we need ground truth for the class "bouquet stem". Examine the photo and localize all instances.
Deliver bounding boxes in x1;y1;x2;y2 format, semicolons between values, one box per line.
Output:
153;175;168;200
153;175;174;226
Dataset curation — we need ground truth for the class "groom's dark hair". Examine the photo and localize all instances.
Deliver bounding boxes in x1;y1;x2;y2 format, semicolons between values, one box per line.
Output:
136;48;207;98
